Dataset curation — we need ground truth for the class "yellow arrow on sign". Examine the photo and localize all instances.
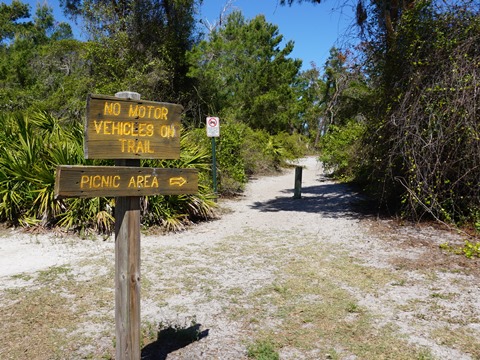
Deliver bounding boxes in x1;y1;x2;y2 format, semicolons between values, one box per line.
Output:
169;177;187;187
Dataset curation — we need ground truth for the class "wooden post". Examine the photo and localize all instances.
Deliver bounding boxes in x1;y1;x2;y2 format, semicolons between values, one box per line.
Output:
54;91;195;358
293;166;303;199
114;91;141;360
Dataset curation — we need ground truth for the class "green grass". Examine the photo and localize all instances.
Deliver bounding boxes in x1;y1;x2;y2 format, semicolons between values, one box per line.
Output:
247;339;279;360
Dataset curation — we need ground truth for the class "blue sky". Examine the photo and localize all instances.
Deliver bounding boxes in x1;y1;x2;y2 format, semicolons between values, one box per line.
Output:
6;0;356;71
199;1;356;70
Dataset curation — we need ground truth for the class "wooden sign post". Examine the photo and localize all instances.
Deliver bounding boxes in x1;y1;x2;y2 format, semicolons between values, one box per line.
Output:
113;91;141;360
55;92;197;360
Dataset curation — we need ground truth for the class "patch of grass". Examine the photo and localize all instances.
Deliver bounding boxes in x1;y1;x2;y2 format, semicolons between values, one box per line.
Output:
417;349;436;360
430;292;455;300
440;241;480;258
431;326;480;359
37;265;72;283
10;273;33;281
346;301;363;313
391;279;407;286
247;339;279;360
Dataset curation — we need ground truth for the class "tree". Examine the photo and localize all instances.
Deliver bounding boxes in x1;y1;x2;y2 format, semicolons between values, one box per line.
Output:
0;1;82;117
293;63;325;144
0;0;30;44
60;0;201;105
188;11;302;133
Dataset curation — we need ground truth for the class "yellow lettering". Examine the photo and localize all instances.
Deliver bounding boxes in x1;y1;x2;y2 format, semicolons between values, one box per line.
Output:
80;175;89;188
138;123;146;136
154;107;168;120
113;176;120;188
145;140;154;153
136;140;144;153
128;140;136;153
131;123;138;136
79;175;124;189
92;175;101;188
103;121;112;135
124;122;131;136
101;176;109;188
119;139;127;152
146;124;154;136
111;121;121;135
162;107;168;120
94;121;103;134
138;106;146;118
144;175;152;187
104;102;121;116
127;175;156;188
129;104;168;120
128;105;138;118
160;125;175;138
147;106;155;118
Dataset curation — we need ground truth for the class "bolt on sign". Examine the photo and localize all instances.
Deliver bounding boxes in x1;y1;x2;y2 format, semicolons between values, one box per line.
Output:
55;166;198;198
85;94;183;159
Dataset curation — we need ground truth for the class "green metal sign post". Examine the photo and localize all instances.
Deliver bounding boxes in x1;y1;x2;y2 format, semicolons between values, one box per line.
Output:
206;117;220;200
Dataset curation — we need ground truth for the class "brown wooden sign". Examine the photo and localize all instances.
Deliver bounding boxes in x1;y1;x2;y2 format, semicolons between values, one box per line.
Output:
85;94;183;159
55;165;198;198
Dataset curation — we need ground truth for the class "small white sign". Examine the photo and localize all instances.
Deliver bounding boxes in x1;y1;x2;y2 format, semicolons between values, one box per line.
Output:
206;117;220;137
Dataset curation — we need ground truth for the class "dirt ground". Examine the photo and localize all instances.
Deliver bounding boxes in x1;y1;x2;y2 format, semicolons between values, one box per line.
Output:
0;157;479;359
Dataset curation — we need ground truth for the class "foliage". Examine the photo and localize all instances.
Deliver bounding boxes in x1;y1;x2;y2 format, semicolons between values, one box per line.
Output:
0;1;31;43
361;1;480;223
0;2;88;119
322;48;370;130
61;0;201;106
440;241;480;259
319;120;366;180
294;63;325;146
247;339;279;360
0;1;313;233
141;131;217;231
188;11;303;133
0;111;216;233
314;47;370;180
284;0;480;228
0;111;84;227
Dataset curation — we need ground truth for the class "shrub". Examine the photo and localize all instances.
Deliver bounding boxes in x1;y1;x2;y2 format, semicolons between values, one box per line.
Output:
319;119;366;180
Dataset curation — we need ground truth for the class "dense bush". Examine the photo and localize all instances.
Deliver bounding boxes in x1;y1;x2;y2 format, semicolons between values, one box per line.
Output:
315;1;480;229
362;2;480;224
319;120;366;181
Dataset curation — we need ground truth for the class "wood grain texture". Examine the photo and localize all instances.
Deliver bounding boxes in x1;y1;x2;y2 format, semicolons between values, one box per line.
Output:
115;195;141;360
55;165;198;198
85;94;183;159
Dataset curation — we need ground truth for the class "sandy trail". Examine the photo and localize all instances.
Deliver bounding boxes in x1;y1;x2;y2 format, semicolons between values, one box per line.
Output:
0;157;478;359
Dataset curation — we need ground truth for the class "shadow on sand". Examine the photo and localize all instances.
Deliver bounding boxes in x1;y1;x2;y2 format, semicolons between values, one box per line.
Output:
250;177;375;220
141;323;209;360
